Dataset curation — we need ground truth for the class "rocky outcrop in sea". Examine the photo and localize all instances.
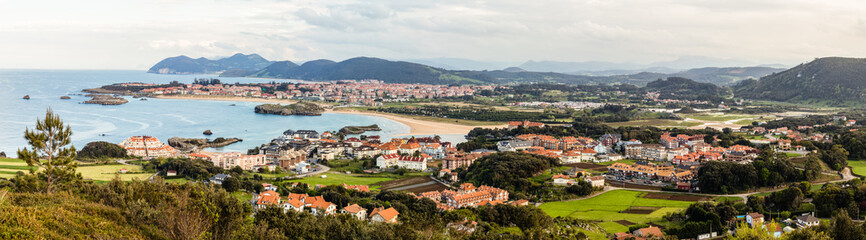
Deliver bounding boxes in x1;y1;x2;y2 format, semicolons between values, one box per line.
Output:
254;102;324;116
339;124;382;135
167;137;242;152
84;94;128;105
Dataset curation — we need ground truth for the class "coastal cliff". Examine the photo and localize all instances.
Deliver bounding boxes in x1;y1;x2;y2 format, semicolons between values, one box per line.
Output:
254;102;324;116
339;124;382;134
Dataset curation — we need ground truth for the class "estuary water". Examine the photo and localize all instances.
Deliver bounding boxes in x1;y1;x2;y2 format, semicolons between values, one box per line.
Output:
0;70;423;157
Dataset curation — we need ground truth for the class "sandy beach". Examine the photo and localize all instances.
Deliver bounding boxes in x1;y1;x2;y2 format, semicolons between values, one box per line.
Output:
152;95;504;136
330;109;505;136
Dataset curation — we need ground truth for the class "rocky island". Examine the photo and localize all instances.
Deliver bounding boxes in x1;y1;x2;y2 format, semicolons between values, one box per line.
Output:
167;137;242;152
254;102;324;116
84;94;128;105
339;124;382;135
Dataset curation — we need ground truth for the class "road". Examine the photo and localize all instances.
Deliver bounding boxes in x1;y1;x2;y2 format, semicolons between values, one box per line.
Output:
291;164;330;178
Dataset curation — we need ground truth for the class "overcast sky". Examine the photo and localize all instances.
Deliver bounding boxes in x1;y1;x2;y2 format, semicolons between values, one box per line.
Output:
0;0;864;69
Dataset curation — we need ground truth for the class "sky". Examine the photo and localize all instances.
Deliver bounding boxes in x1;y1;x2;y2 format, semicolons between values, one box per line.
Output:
0;0;865;69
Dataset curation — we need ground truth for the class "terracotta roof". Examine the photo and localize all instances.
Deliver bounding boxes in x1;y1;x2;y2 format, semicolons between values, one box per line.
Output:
636;226;664;237
283;198;303;208
310;200;335;210
342;204;365;214
257;190;280;206
370;207;399;222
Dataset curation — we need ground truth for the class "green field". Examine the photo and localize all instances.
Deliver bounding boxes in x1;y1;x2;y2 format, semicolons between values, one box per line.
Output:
77;164;153;181
849;160;866;177
539;190;694;234
714;196;744;203
285;172;396;189
785;152;803;158
684;114;753;122
605;119;702;128
0;158;30;178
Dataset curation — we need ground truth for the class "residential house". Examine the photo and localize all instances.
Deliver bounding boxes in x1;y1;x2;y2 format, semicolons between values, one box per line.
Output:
633;226;664;239
552;174;573;186
507;120;544;130
309;200;337;216
255;190;281;210
209;173;230;185
496;140;532;152
747;212;765;227
584;175;605;188
281;199;304;212
341;204;367;220
796;214;820;228
369;207;400;223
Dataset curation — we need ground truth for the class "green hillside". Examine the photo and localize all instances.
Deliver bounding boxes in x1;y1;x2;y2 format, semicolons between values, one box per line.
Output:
735;57;866;106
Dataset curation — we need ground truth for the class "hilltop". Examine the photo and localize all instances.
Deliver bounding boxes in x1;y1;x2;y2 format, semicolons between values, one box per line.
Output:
734;57;866;106
147;53;273;74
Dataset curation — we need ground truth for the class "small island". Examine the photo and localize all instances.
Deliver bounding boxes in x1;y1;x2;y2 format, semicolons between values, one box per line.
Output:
84;94;128;105
339;124;382;135
167;137;242;152
254;102;324;116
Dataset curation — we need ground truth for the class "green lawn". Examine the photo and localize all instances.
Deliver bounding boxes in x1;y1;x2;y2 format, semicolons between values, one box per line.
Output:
605;119;702;128
285;172;396;189
785;152;803;158
538;190;694;234
77;164;153;181
849;160;866;176
232;191;253;202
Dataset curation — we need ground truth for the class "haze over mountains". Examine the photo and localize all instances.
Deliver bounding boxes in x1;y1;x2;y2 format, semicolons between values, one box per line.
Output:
148;53;784;87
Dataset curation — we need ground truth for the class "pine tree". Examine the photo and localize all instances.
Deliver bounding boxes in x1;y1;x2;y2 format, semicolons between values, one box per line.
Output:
16;108;81;194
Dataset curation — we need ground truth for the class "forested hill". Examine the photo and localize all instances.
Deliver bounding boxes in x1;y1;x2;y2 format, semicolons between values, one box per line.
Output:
147;53;273;74
669;67;781;86
734;57;866;106
245;57;492;85
645;77;731;101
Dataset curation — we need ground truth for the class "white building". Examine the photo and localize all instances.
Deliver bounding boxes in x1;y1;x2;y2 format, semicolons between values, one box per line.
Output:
376;154;428;171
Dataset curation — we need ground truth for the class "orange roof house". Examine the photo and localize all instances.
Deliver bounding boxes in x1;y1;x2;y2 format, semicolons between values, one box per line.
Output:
369;207;400;223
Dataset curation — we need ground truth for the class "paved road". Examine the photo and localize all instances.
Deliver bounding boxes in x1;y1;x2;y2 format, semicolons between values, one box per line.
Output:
292;164;330;178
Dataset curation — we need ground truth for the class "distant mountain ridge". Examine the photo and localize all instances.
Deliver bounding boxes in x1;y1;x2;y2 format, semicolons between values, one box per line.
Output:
147;53;273;74
148;54;781;86
734;57;866;106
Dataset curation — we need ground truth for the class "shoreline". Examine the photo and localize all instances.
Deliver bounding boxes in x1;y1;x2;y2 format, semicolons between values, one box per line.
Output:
152;95;299;104
151;95;505;136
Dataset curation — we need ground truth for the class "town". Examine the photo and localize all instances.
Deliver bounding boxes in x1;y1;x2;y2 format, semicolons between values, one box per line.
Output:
100;109;860;239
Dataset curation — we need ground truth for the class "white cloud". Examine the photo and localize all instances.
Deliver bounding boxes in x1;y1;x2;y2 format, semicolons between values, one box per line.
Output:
0;0;865;69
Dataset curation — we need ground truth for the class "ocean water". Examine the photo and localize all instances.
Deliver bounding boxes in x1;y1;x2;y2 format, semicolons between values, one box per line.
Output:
0;70;439;157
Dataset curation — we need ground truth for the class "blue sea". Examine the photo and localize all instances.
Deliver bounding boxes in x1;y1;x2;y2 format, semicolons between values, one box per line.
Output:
0;70;465;157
